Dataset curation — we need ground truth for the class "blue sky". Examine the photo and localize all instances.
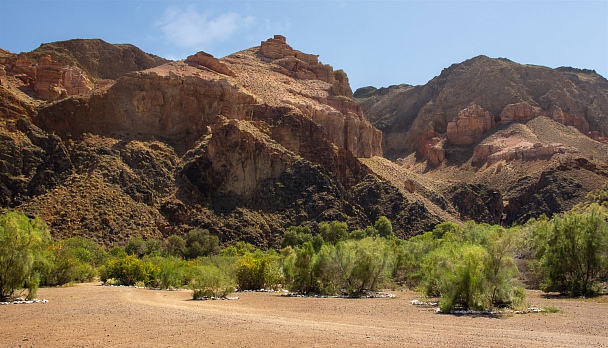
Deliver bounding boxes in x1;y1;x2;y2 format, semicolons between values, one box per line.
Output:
0;1;606;89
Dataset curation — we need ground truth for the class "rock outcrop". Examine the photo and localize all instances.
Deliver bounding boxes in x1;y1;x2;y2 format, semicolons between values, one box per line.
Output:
421;130;445;165
29;39;168;80
499;102;542;123
447;104;494;145
472;142;575;166
1;53;93;101
223;35;382;158
185;52;235;77
37;62;257;149
33;55;67;100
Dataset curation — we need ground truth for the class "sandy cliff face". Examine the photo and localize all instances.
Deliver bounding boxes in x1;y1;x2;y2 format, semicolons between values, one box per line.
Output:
224;35;382;158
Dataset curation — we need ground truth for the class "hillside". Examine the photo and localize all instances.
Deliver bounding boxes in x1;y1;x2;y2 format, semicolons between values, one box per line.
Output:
357;56;608;224
0;36;439;247
1;39;607;247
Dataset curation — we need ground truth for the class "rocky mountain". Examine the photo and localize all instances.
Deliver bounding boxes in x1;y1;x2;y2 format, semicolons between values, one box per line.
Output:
1;38;606;247
0;36;438;247
356;55;608;224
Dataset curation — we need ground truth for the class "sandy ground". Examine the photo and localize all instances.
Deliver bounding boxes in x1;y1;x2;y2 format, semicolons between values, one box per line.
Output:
1;283;607;347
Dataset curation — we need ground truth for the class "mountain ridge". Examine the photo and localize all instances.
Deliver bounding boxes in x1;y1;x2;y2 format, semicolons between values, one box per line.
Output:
0;37;606;247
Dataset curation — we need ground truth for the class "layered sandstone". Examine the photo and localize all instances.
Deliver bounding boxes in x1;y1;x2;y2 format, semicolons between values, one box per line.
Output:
360;55;608;160
223;36;382;158
185;52;235;77
499;102;542;123
472;142;575;165
446;104;494;145
1;53;93;101
549;106;590;135
38;62;257;149
34;55;66;100
420;130;445;165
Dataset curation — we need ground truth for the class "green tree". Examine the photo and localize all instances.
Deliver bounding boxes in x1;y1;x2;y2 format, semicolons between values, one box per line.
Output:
165;235;187;258
235;250;282;290
292;242;318;293
185;229;220;259
532;204;608;296
421;243;486;311
313;243;351;295
43;238;101;286
0;211;52;300
125;237;147;258
346;237;394;294
418;222;524;312
319;221;348;245
374;216;394;239
281;226;313;248
394;231;441;286
191;265;235;299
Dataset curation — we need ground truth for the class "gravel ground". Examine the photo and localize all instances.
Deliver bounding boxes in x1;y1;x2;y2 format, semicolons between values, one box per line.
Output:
1;283;607;347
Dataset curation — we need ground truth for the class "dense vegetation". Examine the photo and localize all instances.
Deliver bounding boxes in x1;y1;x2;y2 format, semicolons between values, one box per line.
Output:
1;184;606;311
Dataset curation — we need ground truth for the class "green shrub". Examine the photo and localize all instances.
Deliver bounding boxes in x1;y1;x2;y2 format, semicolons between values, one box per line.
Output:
346;237;394;294
42;237;105;286
374;216;394;239
235;250;282;290
394;232;441;286
418;223;523;312
101;255;159;286
191;265;235;299
185;229;220;259
319;221;348;245
281;226;313;248
148;256;188;289
165;235;186;258
125;237;147;258
291;242;318;293
0;211;52;300
532;204;608;296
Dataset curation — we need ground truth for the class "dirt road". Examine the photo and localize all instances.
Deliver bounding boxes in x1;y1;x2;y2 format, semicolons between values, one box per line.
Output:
1;283;607;347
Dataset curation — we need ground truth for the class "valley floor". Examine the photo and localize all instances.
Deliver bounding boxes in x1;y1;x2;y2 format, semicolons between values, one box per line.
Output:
2;283;607;347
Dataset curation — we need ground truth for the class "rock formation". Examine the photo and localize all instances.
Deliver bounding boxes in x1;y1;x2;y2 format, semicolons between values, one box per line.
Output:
358;55;608;160
499;102;542;123
446;104;494;145
33;55;67;100
185;52;235;77
1;38;607;247
224;35;382;158
0;37;426;248
357;56;608;226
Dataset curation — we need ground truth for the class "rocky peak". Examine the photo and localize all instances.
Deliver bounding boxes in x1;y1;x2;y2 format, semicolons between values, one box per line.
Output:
222;36;382;158
258;35;353;98
360;55;608;161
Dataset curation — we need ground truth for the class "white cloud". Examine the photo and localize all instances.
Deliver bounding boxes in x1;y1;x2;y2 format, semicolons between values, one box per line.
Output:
155;6;255;49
